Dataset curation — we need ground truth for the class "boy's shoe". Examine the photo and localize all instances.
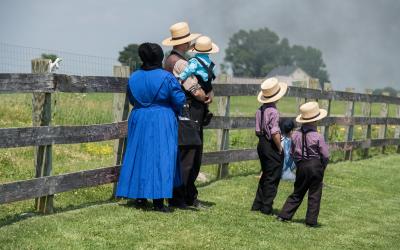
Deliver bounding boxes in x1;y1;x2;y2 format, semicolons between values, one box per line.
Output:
191;199;210;209
305;223;320;228
276;216;289;222
260;208;273;215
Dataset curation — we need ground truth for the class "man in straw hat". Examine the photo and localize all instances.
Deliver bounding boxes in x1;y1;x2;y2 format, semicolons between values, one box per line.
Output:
251;77;287;215
163;22;211;209
277;101;329;227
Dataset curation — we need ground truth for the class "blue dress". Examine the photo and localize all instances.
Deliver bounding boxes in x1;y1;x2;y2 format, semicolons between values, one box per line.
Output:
116;68;186;199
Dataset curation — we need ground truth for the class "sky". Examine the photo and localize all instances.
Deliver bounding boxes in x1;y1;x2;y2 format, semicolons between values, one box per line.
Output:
0;0;399;91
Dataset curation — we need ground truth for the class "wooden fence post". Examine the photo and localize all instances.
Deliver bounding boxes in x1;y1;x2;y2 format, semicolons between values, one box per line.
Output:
396;92;400;154
31;58;53;214
216;74;230;179
294;80;308;110
321;83;332;141
292;81;303;110
344;87;355;161
362;89;373;158
112;65;130;198
379;92;390;154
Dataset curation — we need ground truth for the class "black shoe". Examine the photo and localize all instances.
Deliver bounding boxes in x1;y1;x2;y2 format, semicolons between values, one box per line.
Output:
260;207;273;215
169;202;189;210
305;223;320;228
127;199;148;208
251;206;260;212
191;199;209;209
153;206;173;213
276;216;289;222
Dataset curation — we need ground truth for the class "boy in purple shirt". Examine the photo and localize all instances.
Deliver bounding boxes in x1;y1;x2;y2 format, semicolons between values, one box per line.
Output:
251;77;288;215
278;101;329;227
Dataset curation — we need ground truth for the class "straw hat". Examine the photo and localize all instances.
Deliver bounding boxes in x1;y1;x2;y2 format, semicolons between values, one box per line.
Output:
162;22;201;46
189;36;219;54
257;77;288;103
296;101;327;123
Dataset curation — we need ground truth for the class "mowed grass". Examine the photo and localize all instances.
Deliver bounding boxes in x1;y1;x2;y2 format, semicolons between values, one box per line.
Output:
0;155;399;249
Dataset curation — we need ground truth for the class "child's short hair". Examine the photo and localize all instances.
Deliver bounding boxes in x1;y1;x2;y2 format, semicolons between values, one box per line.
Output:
280;118;295;135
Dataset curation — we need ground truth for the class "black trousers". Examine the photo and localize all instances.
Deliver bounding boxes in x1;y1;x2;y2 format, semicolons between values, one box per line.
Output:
170;98;205;206
252;137;283;214
278;159;325;225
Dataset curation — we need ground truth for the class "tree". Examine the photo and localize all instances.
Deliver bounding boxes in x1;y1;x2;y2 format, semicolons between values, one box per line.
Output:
118;44;140;71
291;45;329;84
41;53;58;62
224;28;330;83
225;28;284;77
373;87;398;97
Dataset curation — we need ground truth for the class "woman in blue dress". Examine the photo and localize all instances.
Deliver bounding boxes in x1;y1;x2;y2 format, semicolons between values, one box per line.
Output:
116;43;186;212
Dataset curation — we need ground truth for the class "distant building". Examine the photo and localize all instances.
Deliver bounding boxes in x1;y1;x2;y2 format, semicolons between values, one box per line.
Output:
266;65;311;87
216;65;321;89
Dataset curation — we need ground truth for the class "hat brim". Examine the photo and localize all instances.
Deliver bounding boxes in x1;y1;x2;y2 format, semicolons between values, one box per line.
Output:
296;109;328;123
257;82;288;103
189;42;219;54
162;33;201;46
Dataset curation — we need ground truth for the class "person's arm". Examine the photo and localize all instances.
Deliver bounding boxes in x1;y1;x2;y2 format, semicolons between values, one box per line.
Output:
167;75;186;115
319;135;330;168
174;60;207;102
269;111;282;153
272;133;282;154
178;59;198;81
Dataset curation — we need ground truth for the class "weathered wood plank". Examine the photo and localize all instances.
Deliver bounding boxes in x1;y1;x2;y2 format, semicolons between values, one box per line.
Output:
112;65;130;198
54;74;127;93
0;122;127;148
31;58;54;214
292;81;307;110
3;117;400;149
321;83;332;141
0;166;120;204
362;89;373;157
207;116;400;130
344;88;355;160
2;73;400;104
379;92;390;154
0;73;54;93
216;78;230;178
202;149;259;165
2;137;400;205
396;92;400;153
213;84;400;104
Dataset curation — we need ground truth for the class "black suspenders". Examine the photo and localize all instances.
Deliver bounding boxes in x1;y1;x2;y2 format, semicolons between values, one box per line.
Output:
256;105;267;137
193;57;216;82
301;128;311;160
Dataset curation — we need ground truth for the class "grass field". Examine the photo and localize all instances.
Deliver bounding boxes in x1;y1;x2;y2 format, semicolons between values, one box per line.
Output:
1;92;400;249
0;154;399;249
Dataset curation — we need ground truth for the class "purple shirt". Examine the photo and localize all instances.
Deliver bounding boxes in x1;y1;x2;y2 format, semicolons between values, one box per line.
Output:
291;124;329;162
255;103;281;140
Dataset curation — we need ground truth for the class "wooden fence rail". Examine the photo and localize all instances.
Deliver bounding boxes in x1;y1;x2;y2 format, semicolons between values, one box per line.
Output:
2;73;400;104
1;117;400;149
1;71;400;210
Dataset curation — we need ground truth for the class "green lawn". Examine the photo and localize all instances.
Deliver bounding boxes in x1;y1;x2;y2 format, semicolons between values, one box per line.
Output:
1;154;399;249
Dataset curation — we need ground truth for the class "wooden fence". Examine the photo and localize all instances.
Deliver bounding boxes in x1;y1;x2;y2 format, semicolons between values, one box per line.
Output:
1;65;400;213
